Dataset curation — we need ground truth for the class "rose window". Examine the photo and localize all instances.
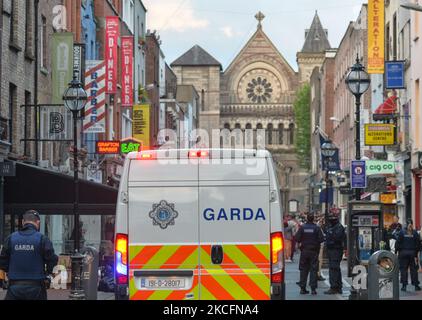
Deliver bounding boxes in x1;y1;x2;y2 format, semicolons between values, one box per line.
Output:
246;77;273;103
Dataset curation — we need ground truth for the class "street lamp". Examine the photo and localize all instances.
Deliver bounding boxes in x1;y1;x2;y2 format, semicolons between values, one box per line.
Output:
345;56;370;201
63;76;87;300
321;141;337;223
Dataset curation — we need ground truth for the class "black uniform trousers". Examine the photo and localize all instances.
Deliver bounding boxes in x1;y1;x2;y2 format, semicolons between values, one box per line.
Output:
327;248;343;290
398;250;420;286
299;248;319;290
5;283;47;301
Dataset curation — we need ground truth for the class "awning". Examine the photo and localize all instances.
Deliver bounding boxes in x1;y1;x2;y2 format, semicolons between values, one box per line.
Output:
5;162;118;216
374;96;398;115
361;192;373;200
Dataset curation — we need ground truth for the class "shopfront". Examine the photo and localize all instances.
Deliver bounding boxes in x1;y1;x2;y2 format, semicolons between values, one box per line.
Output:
4;162;117;259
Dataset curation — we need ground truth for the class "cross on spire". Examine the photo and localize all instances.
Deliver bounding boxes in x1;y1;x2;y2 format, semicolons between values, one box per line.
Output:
255;11;265;28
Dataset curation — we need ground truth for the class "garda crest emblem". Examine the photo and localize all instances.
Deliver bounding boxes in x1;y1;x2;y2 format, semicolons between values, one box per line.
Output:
149;200;179;229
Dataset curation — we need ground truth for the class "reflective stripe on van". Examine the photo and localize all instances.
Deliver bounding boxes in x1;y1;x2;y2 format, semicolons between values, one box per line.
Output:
129;244;270;300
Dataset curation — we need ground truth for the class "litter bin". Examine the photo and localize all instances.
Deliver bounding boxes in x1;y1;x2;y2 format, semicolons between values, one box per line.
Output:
368;250;399;300
81;246;100;300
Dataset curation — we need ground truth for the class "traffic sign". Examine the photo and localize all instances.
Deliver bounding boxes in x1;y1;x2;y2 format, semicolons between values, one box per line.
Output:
385;61;405;89
351;161;367;189
0;161;15;177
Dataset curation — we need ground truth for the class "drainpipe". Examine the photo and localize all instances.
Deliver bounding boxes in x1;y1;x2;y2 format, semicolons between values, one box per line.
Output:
34;0;39;165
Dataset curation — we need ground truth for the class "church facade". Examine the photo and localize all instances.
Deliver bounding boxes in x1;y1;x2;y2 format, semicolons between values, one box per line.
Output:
171;12;331;214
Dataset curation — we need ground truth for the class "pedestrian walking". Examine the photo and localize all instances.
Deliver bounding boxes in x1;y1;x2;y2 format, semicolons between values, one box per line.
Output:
290;216;299;262
324;211;346;295
284;216;294;262
316;214;326;282
0;210;58;300
295;212;325;295
387;216;402;254
396;219;421;292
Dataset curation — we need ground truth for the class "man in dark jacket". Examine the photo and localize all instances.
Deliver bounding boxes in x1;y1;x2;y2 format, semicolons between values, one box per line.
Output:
0;210;58;300
324;211;346;295
295;212;325;295
396;219;421;292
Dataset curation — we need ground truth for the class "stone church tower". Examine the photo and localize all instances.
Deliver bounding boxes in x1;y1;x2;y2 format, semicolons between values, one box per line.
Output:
297;11;332;84
171;12;330;213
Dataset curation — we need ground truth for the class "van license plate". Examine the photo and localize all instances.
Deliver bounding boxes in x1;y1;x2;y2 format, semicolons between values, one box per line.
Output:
141;278;186;289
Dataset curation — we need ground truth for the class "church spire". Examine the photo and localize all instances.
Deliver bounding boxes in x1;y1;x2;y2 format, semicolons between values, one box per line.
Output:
301;11;331;53
255;11;265;29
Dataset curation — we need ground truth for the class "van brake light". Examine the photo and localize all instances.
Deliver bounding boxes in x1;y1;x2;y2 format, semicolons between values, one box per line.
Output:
271;232;284;284
138;152;156;160
115;234;128;285
189;150;209;159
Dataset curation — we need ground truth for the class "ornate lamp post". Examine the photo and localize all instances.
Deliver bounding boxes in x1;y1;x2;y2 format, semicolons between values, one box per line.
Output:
63;76;87;300
345;56;370;201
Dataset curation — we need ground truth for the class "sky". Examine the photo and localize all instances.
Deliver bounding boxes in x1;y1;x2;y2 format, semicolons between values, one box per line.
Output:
142;0;366;71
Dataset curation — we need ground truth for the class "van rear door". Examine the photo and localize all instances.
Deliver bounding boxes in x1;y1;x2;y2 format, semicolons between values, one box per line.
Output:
198;158;271;300
127;157;200;300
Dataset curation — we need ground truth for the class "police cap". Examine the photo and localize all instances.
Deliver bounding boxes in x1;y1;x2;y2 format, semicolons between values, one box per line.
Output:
23;210;41;222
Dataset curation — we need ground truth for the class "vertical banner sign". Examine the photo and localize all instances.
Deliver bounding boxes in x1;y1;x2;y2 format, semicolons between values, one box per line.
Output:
52;33;74;104
105;17;119;94
133;105;150;148
84;61;107;133
121;36;134;107
73;43;86;85
368;0;385;74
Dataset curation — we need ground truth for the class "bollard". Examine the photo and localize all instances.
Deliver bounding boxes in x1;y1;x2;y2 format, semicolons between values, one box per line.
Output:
69;251;85;300
368;250;400;300
81;246;100;300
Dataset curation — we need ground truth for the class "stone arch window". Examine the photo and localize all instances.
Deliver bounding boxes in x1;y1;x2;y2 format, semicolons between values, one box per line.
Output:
267;124;274;145
289;123;295;145
201;89;205;111
256;123;264;148
234;123;242;147
224;123;231;130
245;123;253;147
278;124;284;145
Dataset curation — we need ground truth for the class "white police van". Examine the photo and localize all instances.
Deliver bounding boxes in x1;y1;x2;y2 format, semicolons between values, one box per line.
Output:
114;149;285;300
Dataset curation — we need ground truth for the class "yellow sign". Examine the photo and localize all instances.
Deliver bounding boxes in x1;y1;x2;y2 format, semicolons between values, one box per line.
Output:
365;124;395;146
368;0;385;74
380;193;396;205
133;105;150;148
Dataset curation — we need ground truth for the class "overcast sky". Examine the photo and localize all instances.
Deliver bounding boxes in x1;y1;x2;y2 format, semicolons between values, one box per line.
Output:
142;0;366;71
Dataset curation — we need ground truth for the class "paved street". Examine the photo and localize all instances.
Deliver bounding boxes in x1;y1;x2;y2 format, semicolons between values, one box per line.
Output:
0;289;115;300
286;252;422;300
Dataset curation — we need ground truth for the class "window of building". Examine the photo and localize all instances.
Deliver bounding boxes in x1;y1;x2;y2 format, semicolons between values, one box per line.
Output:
9;0;17;44
25;0;33;56
278;124;284;145
386;22;391;61
23;91;32;156
9;84;17;152
393;13;398;60
267;124;273;145
289;123;295;145
41;15;47;68
123;0;134;33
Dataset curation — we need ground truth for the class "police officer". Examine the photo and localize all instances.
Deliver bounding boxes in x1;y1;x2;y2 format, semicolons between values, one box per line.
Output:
396;219;421;292
324;211;346;295
295;212;325;295
0;210;58;300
